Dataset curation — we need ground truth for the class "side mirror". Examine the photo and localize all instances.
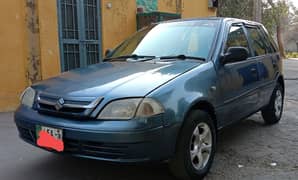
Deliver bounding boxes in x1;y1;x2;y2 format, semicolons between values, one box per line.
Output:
105;49;113;57
221;47;249;64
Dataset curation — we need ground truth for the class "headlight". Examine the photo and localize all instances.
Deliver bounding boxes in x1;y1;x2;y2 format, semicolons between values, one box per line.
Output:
135;98;165;118
20;87;36;108
97;98;164;120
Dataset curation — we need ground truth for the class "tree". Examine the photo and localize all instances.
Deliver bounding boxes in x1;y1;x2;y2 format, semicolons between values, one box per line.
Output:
284;6;298;52
253;0;262;22
217;0;254;20
217;0;262;22
263;0;291;58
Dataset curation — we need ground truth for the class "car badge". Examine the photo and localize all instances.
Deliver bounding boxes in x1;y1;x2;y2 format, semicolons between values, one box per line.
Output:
55;98;65;111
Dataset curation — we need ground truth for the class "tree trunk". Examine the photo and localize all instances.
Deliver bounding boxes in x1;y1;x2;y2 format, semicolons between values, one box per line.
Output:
276;25;286;58
253;0;262;22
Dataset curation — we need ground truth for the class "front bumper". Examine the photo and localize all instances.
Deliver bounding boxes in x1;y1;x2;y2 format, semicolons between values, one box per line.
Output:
14;106;180;162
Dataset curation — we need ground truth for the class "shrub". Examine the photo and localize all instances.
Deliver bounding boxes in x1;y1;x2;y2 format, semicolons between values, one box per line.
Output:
286;52;298;58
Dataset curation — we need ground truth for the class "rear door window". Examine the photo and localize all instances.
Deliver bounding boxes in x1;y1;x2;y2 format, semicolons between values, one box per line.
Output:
259;27;278;53
246;27;267;56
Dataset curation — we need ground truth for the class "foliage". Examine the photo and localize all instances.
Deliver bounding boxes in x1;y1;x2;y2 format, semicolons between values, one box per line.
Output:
217;0;254;20
264;0;295;57
262;0;291;35
286;52;298;58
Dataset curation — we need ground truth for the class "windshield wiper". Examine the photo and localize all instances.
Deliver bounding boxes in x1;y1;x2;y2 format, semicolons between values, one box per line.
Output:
103;54;156;62
159;54;206;61
104;54;206;62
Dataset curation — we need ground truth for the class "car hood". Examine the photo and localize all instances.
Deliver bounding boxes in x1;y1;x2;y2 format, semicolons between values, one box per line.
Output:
33;61;201;98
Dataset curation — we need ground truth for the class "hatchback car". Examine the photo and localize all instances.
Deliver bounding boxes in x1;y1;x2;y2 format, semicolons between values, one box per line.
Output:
15;18;284;180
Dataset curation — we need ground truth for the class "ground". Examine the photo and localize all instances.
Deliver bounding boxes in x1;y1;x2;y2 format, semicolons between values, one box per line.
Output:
0;59;297;180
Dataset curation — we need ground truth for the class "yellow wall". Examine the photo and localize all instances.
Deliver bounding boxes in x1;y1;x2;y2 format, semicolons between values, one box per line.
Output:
0;0;27;111
158;0;216;17
0;0;61;112
158;0;178;13
37;0;61;79
182;0;216;18
101;0;137;52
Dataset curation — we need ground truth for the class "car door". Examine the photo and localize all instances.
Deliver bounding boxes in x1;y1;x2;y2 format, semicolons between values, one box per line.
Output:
246;26;279;108
216;24;260;127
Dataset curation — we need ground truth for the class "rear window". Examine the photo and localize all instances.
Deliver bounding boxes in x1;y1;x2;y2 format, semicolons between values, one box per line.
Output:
259;27;278;53
246;27;267;56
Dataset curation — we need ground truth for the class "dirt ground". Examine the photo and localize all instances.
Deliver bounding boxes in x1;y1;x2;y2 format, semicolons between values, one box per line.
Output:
0;59;297;180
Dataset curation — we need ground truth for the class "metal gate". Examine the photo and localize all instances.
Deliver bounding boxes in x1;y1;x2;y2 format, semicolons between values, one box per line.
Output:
57;0;102;72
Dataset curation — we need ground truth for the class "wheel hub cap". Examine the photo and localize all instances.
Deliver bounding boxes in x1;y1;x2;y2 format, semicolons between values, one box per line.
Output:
190;122;212;170
274;90;283;117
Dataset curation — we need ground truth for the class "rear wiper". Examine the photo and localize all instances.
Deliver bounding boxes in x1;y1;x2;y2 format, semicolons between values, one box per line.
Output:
159;54;206;61
103;54;156;62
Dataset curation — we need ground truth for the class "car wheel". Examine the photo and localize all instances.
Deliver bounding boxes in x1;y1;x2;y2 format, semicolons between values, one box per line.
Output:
261;83;284;125
169;110;216;180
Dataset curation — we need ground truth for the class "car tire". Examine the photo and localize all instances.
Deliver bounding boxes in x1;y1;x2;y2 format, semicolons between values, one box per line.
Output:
261;83;284;125
168;110;216;180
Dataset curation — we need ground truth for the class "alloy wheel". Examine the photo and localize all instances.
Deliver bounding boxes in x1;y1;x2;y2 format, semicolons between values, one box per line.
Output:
189;122;212;170
274;89;283;118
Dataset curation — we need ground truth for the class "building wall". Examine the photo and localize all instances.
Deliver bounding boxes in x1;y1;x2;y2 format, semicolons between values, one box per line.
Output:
37;0;61;79
158;0;179;13
101;0;137;52
0;0;60;112
182;0;216;18
0;0;27;111
158;0;216;17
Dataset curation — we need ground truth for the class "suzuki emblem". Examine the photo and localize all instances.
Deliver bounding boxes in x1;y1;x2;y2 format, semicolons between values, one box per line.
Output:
55;98;65;111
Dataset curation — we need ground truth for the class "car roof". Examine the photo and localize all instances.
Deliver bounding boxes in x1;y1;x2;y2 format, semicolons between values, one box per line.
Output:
159;17;263;27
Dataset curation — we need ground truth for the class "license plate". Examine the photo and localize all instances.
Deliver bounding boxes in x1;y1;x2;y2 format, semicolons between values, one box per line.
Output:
36;125;63;140
36;125;64;152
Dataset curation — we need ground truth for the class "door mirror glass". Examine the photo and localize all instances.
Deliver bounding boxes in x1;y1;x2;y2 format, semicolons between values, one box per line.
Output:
222;47;249;64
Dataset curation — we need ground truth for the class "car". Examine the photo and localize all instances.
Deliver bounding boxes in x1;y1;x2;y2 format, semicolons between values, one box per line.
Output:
15;17;284;180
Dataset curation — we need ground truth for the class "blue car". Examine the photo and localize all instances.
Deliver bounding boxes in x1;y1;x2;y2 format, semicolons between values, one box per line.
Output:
15;18;284;179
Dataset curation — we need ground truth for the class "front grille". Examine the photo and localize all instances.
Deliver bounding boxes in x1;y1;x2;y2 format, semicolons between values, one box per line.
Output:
39;104;86;113
64;139;128;159
18;127;36;143
36;93;102;119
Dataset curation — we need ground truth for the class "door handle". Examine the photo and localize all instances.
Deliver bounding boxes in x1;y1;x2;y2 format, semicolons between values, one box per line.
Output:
250;68;257;74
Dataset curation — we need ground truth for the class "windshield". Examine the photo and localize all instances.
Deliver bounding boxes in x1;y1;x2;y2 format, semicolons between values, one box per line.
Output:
110;20;220;60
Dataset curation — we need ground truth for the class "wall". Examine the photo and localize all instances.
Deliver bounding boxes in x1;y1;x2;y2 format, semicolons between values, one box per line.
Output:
101;0;137;52
0;0;27;111
158;0;216;17
0;0;61;112
158;0;179;13
37;0;61;79
182;0;216;18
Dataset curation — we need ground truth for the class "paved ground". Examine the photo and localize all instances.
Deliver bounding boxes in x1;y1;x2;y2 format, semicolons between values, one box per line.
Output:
0;59;297;180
